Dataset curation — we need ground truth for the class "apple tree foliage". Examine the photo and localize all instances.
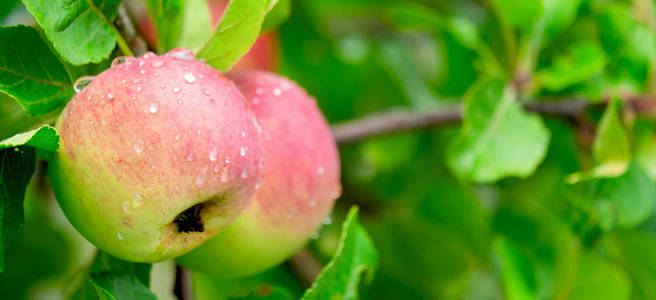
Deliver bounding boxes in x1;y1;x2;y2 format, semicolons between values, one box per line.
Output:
2;0;656;299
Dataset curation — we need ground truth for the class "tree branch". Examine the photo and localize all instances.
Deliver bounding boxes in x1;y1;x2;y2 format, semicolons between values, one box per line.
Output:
115;4;148;57
330;97;652;144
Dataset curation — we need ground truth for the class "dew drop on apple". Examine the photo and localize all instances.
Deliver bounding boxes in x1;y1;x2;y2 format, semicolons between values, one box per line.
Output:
107;92;115;100
173;87;181;93
203;90;211;96
137;86;142;92
132;192;144;207
209;147;218;162
118;233;125;240
152;60;165;68
240;147;246;157
186;153;194;162
175;134;181;140
111;56;127;67
160;83;166;89
143;51;155;59
165;48;196;60
273;87;282;96
317;166;325;175
184;73;196;83
220;168;229;182
133;139;145;153
322;216;333;225
138;60;145;67
149;103;159;114
309;198;317;207
73;76;95;92
255;87;264;95
225;156;231;164
241;169;248;179
213;164;220;173
311;232;319;239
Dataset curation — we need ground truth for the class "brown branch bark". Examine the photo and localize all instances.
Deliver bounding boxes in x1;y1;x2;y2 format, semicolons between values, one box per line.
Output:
331;97;653;144
115;4;148;57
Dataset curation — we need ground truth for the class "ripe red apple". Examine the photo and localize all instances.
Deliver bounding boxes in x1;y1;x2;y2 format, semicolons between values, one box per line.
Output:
177;70;341;277
48;49;263;262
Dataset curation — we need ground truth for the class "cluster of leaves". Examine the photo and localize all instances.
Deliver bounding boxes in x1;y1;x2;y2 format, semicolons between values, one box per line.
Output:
279;0;656;299
4;0;656;299
0;0;377;299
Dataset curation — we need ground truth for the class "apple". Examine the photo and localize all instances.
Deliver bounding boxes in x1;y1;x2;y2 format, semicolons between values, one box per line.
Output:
177;70;341;277
48;49;263;262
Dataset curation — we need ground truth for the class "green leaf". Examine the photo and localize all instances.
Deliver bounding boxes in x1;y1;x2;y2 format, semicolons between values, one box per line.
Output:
494;237;537;300
89;271;157;300
634;121;656;179
0;125;58;271
0;25;73;115
21;0;121;65
302;207;378;300
589;163;656;228
193;266;302;300
447;77;550;182
196;0;275;71
569;252;630;300
490;0;543;32
261;0;290;32
541;0;581;41
613;231;656;299
0;125;59;152
144;0;184;53
0;0;19;21
72;251;154;299
176;0;212;52
536;41;606;91
568;97;630;183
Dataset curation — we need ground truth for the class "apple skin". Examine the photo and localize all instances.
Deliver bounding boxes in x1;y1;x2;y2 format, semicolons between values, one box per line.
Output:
177;71;341;277
49;50;263;262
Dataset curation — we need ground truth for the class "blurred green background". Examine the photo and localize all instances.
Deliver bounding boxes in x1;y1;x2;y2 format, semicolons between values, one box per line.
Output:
4;0;656;299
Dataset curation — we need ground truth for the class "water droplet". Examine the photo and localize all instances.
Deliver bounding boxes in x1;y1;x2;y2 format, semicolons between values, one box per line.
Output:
101;120;106;125
133;139;145;153
225;157;231;164
138;60;145;67
87;95;92;100
240;147;246;157
134;78;142;84
173;87;180;93
140;69;146;75
118;233;124;240
149;103;159;113
317;166;325;175
221;168;229;182
132;193;143;207
111;56;127;67
197;167;208;187
175;134;181;140
322;216;333;225
241;169;248;179
214;164;220;173
177;99;183;105
74;76;95;92
143;52;155;59
184;73;196;83
122;79;127;85
165;48;196;60
160;83;166;89
255;181;261;190
121;201;131;213
196;129;201;136
255;87;264;95
198;74;205;79
252;97;260;105
273;88;282;96
186;153;194;162
137;86;142;92
203;90;211;96
311;232;319;239
309;198;317;207
106;92;115;100
209;148;218;161
241;131;246;137
152;60;165;68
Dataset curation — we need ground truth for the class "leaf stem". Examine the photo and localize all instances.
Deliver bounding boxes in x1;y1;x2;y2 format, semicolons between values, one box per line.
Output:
113;29;135;57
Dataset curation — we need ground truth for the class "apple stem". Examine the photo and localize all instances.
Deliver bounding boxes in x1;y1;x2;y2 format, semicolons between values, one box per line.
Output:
174;264;193;300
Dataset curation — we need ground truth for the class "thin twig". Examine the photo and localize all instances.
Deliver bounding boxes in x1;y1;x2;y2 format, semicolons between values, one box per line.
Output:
115;4;148;57
331;97;652;144
288;249;323;287
174;265;193;300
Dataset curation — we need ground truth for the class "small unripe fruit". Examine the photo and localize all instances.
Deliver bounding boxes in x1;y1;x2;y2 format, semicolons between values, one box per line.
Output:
49;50;263;262
178;71;341;277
